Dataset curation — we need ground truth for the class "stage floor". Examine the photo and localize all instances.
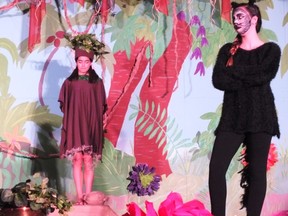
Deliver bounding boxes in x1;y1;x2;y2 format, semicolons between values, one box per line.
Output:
49;205;118;216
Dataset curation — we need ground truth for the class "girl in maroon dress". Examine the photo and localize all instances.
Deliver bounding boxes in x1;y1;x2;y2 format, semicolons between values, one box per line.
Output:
58;46;107;205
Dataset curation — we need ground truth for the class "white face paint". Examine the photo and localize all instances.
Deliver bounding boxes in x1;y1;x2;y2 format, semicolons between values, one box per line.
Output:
232;7;252;35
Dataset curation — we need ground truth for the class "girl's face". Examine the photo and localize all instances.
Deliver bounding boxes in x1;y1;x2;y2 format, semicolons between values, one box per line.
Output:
76;56;92;75
232;7;252;35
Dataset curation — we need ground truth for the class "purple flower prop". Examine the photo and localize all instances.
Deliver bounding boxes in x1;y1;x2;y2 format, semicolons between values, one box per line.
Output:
127;163;161;196
201;37;209;47
190;15;200;26
196;25;206;38
177;11;186;21
194;62;205;76
190;47;202;60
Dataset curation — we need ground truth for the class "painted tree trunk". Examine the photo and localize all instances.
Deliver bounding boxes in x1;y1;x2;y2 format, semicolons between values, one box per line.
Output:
134;20;192;175
105;39;149;145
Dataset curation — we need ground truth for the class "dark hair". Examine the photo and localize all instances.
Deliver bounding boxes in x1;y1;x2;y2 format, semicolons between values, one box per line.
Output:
75;56;93;62
67;67;100;83
226;0;262;66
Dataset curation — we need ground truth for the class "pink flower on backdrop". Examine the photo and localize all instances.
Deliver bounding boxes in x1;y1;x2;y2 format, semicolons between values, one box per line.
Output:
123;192;212;216
272;210;288;216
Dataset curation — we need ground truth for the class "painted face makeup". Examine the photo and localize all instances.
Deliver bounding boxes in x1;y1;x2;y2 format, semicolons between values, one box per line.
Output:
233;7;252;35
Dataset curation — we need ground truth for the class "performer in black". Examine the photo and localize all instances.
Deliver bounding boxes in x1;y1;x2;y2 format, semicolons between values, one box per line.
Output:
209;1;281;215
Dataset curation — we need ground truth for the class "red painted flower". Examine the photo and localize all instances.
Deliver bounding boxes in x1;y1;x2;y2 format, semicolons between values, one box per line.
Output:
267;143;278;171
241;143;278;171
46;31;65;48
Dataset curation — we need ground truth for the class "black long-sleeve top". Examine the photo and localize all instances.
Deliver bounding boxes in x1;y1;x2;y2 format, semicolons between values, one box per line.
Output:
212;42;281;138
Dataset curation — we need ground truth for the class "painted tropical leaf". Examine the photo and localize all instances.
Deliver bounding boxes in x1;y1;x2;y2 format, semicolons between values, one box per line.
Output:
107;1;172;63
0;36;62;148
150;13;173;62
0;149;33;188
0;38;62;189
19;4;64;61
200;104;222;132
130;99;193;163
259;28;278;42
283;12;288;26
2;100;61;135
191;131;215;160
11;156;32;186
19;3;97;63
281;44;288;77
0;54;10;97
130;16;155;42
0;38;19;63
254;0;275;23
106;13;146;57
0;38;18;96
1;169;12;188
93;139;135;196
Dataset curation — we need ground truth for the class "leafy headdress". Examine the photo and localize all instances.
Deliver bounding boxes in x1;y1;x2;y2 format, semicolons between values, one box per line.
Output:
64;33;108;61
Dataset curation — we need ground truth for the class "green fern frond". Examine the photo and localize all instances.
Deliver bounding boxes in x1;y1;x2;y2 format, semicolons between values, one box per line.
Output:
129;98;193;162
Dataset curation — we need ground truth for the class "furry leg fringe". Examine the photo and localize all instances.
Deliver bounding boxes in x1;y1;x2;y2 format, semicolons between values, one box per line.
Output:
238;143;249;209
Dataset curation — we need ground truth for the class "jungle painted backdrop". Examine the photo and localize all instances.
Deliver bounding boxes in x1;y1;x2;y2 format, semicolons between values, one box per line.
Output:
0;0;288;215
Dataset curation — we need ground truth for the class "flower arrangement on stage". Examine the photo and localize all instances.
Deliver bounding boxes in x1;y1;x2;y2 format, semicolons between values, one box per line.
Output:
26;174;72;215
127;163;161;196
64;33;108;59
123;192;212;216
0;173;72;215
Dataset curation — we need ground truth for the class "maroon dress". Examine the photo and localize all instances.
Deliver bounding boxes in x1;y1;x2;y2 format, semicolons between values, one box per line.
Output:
58;76;107;160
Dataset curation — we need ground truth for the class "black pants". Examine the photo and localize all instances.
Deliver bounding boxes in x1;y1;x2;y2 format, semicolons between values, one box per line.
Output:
209;132;272;216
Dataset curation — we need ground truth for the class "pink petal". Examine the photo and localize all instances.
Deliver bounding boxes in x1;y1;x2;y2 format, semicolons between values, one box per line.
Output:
158;192;183;216
126;202;146;216
145;200;158;216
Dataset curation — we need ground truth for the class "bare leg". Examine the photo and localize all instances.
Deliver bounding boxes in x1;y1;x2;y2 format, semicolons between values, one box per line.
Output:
73;152;83;203
83;154;94;195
